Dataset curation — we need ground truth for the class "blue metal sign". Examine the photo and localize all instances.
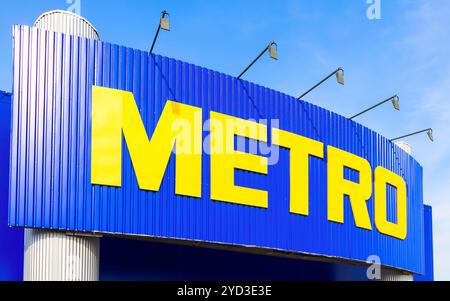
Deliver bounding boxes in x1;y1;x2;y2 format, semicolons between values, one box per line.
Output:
9;25;424;274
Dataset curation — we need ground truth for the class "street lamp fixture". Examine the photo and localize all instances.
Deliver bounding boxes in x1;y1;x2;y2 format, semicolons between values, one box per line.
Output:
349;95;400;120
391;128;434;142
150;10;170;54
237;41;278;79
298;68;345;100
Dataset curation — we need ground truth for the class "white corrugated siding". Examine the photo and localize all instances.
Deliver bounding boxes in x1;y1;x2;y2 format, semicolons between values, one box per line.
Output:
396;141;413;155
34;10;100;40
24;230;99;281
22;10;101;282
382;268;414;282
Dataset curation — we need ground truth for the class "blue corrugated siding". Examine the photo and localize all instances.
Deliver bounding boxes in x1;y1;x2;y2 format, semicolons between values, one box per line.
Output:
415;205;434;281
0;91;24;281
9;25;424;274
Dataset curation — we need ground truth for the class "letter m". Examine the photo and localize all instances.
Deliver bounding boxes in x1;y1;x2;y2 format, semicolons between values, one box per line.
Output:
91;86;202;197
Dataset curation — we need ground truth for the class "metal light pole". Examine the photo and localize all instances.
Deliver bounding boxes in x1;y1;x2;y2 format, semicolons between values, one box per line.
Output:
391;128;434;142
150;10;170;54
298;68;344;100
237;41;278;79
349;95;400;120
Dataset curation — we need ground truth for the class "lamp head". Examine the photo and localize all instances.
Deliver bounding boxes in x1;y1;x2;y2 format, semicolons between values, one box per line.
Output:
427;129;434;142
268;42;278;60
392;95;400;111
336;68;345;85
160;11;170;31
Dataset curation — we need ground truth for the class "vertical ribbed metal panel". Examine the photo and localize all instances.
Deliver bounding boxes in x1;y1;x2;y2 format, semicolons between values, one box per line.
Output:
10;25;424;274
1;91;24;281
24;230;99;281
423;205;435;280
381;268;413;281
34;10;99;40
415;205;434;281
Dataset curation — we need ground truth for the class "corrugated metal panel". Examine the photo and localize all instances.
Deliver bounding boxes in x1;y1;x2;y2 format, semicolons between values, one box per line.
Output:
24;230;99;281
0;91;24;281
34;10;99;40
381;268;413;281
415;205;434;281
395;141;413;155
9;25;424;274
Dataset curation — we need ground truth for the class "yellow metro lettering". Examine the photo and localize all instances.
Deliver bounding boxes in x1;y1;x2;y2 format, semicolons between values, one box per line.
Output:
374;167;408;240
272;128;324;216
91;86;202;198
210;112;268;208
91;87;409;240
327;146;373;230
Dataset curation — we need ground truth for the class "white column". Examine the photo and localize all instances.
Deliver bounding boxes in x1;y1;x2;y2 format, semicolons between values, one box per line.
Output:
24;10;102;283
378;141;415;282
24;230;100;281
381;268;413;282
395;141;413;155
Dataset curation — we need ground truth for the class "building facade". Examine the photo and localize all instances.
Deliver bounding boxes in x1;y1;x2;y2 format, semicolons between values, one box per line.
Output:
0;11;434;281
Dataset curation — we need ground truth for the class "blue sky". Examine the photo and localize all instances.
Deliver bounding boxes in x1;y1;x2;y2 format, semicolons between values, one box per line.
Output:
0;0;449;280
